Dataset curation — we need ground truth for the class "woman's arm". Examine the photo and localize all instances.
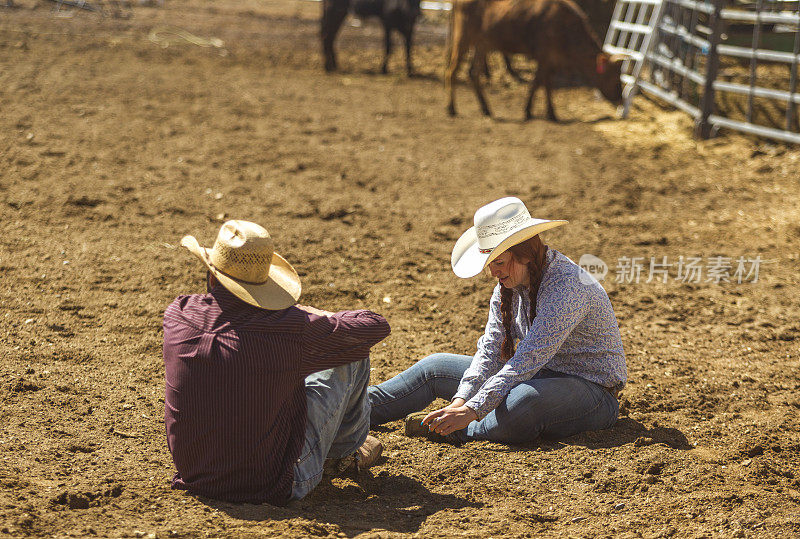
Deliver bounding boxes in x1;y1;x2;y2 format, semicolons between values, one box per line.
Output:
418;286;506;435
451;284;506;403
464;276;590;419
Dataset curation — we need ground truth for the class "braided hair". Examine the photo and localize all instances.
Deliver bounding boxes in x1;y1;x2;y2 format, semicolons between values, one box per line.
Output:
498;235;549;361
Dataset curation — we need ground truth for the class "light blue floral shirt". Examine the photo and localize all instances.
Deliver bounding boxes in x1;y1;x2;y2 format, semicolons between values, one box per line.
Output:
453;248;627;419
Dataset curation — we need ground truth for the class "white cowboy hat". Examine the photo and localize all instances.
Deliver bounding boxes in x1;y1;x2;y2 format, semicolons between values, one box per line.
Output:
451;197;568;278
181;220;301;310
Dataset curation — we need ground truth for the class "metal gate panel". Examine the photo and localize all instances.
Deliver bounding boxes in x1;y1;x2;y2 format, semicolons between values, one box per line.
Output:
606;0;800;143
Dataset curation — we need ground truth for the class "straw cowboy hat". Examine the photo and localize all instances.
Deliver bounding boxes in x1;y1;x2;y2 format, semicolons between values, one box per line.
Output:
451;197;568;279
181;220;301;310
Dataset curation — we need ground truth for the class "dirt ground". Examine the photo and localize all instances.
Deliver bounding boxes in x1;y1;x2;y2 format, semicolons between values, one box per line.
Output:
1;1;800;537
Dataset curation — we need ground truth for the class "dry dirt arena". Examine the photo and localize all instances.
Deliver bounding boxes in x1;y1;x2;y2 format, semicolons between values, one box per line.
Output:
2;1;800;537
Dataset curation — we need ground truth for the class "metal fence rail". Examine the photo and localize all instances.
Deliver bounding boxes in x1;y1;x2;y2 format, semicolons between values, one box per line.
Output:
606;0;800;143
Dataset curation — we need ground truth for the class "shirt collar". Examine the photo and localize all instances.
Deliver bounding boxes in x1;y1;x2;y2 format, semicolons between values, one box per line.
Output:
209;285;262;312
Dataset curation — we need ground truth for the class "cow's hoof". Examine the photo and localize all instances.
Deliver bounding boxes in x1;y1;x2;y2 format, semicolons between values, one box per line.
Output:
447;106;457;117
324;56;337;72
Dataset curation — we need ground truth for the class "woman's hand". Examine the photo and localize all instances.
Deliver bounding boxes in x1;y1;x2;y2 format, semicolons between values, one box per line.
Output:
422;403;478;436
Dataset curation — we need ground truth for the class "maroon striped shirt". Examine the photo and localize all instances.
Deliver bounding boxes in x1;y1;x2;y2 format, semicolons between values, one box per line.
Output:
163;286;390;505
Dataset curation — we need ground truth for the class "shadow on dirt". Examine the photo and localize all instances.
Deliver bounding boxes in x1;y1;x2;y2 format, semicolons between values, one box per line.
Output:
561;417;692;450
408;71;442;82
202;472;478;536
476;418;691;453
331;67;441;82
492;115;580;125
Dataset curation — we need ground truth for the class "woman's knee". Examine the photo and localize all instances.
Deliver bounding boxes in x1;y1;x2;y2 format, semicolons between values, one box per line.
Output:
411;353;451;378
418;352;452;367
420;353;471;385
419;353;471;374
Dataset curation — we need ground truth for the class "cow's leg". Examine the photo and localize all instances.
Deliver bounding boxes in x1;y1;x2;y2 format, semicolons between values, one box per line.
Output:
504;54;527;83
469;53;491;82
381;22;393;74
543;75;558;122
468;53;483;81
524;69;542;121
321;0;350;72
445;24;469;116
469;48;492;117
403;23;415;77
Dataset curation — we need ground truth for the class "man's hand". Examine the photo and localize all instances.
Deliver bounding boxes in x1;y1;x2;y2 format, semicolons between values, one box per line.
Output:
296;304;335;317
422;403;478;436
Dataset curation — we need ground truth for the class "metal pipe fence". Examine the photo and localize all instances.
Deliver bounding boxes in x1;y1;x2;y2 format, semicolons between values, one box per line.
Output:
607;0;800;143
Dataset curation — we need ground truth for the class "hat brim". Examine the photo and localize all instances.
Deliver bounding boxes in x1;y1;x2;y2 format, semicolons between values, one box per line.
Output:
451;219;568;278
181;235;301;310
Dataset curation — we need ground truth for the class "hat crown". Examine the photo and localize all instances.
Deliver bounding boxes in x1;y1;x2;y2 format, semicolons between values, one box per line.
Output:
474;197;532;251
209;220;274;284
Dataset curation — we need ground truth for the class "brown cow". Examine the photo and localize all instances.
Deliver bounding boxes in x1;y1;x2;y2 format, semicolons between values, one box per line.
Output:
446;0;626;121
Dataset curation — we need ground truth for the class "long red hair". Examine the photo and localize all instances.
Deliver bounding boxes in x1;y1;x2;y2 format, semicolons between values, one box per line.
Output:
498;235;549;361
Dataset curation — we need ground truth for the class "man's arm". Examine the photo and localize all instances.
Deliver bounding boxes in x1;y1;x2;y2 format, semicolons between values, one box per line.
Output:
298;307;390;377
296;304;334;317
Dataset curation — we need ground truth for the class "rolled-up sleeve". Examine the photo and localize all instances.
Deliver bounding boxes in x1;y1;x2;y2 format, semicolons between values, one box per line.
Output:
453;285;505;403
464;278;589;419
299;310;391;377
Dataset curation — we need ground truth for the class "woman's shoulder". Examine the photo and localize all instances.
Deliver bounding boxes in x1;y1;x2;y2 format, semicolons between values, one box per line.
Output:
543;249;607;297
544;249;582;282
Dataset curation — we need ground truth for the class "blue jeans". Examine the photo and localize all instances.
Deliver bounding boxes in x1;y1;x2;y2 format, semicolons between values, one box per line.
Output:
291;357;371;500
368;353;618;444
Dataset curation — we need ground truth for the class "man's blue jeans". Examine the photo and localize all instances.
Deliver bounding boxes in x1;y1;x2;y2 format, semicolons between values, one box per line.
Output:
368;353;619;444
291;357;371;500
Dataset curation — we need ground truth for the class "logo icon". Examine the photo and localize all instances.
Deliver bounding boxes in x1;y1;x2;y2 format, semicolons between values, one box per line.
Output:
578;254;608;285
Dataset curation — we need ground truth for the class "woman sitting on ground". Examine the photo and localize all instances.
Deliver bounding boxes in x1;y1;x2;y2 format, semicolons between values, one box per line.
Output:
368;197;627;445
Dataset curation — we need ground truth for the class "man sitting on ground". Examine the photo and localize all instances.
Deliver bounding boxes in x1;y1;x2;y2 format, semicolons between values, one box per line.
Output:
163;220;389;505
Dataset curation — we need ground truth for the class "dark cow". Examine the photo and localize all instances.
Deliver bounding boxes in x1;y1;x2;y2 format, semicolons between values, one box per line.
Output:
321;0;422;75
446;0;626;121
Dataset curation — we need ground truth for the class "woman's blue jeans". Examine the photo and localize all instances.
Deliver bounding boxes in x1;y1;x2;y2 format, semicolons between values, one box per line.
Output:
368;353;619;444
